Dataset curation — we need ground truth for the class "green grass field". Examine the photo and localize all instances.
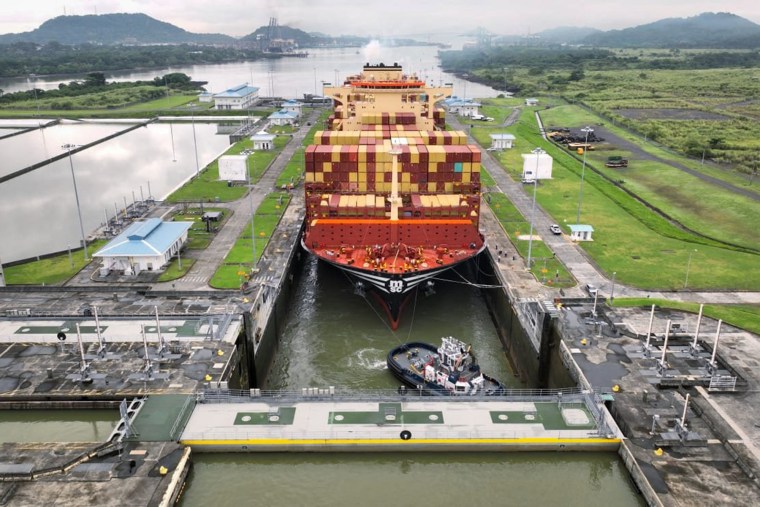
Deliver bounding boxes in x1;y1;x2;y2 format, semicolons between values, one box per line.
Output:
209;193;291;289
540;105;760;253
4;239;108;285
468;101;760;290
486;192;574;288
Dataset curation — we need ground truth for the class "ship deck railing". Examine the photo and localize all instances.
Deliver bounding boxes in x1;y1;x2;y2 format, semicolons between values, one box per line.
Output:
197;386;609;404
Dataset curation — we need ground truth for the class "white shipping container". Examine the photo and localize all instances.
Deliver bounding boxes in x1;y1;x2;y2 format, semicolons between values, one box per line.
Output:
218;155;248;181
521;152;553;180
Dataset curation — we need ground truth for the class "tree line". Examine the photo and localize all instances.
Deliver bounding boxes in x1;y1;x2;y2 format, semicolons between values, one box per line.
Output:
0;71;198;104
0;41;264;78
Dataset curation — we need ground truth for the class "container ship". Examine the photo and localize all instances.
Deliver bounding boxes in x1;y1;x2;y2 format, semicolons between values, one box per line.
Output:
302;63;485;329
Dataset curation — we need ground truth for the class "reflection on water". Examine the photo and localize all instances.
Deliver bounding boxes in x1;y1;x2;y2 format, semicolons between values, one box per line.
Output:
0;410;117;442
0;122;230;262
180;452;644;507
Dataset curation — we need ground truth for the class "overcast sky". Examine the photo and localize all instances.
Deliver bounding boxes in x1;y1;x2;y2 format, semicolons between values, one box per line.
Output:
3;1;760;38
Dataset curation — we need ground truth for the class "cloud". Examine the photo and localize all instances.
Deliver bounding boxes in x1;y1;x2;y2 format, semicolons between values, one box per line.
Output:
3;0;760;38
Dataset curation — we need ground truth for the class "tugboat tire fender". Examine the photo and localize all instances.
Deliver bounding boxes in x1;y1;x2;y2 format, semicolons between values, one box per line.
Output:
400;430;412;441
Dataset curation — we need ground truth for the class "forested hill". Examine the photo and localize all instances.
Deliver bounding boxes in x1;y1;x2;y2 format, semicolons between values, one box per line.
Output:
583;12;760;48
0;13;235;45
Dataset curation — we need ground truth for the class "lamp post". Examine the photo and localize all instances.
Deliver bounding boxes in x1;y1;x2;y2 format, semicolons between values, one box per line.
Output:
576;126;594;224
526;147;544;269
684;249;697;288
62;144;88;261
610;271;617;302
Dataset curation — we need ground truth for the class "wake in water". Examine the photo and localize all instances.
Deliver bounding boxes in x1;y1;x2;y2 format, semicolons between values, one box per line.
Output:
348;348;387;370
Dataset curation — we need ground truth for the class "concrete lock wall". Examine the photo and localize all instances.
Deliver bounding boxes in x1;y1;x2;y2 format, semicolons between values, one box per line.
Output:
479;253;574;389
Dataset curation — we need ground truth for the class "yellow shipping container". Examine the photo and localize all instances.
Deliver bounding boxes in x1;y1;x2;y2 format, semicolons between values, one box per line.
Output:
463;172;471;183
358;182;367;192
402;173;411;183
332;149;340;162
427;182;436;192
349;173;358;183
323;162;332;172
315;173;324;183
358;163;366;173
428;162;437;173
472;162;481;173
409;145;419;164
359;146;367;162
375;196;384;208
411;183;419;193
464;162;471;173
358;172;367;182
305;173;315;183
445;182;454;192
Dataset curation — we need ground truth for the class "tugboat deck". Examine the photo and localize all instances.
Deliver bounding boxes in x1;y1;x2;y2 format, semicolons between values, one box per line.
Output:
181;398;620;452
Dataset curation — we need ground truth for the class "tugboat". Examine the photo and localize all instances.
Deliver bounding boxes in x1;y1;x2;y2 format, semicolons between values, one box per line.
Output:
387;336;504;396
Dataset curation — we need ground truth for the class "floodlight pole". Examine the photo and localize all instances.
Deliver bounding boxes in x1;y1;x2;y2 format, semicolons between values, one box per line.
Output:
526;148;544;269
62;144;88;260
576;126;593;224
684;249;697;288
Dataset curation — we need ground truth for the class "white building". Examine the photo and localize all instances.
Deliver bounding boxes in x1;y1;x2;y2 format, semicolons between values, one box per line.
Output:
93;218;192;275
251;131;276;151
568;224;594;242
490;133;516;150
269;109;299;126
198;91;214;103
281;100;303;117
525;98;539;106
214;84;260;110
218;155;248;181
443;97;482;117
521;151;553;180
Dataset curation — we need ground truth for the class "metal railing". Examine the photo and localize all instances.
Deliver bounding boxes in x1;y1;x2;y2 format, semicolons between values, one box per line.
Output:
169;395;196;441
198;386;590;404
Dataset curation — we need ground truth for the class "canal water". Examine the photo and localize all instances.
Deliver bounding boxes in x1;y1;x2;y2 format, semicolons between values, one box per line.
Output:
0;410;117;442
266;255;518;391
181;452;643;507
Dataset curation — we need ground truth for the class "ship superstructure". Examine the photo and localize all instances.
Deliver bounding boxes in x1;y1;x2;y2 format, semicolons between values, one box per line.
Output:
302;63;485;329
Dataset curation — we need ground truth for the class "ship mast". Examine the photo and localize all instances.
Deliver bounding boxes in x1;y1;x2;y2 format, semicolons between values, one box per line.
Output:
388;148;402;221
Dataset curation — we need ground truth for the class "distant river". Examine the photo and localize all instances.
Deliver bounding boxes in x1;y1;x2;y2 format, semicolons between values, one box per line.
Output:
0;46;499;99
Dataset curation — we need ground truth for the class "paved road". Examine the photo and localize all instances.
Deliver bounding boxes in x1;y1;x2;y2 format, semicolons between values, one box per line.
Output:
449;114;760;305
156;111;319;291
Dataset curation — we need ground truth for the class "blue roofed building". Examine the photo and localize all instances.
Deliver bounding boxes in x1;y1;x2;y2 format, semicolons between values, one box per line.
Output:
568;224;594;242
214;84;260;110
93;218;193;275
281;100;302;117
442;96;481;117
268;109;299;126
